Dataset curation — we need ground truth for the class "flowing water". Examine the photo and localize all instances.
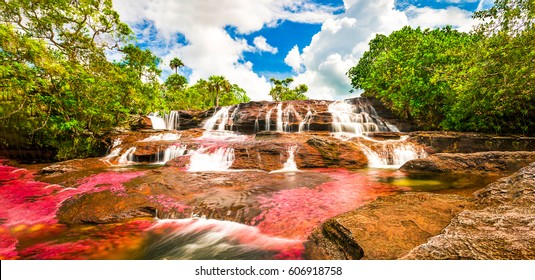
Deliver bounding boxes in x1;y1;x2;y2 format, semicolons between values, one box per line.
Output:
0;98;493;260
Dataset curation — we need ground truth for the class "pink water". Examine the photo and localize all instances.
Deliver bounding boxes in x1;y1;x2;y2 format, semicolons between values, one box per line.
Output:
0;160;484;260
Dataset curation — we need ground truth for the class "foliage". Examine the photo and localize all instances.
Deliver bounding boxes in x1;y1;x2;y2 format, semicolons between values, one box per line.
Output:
269;78;308;101
348;0;534;134
0;0;165;160
347;26;475;129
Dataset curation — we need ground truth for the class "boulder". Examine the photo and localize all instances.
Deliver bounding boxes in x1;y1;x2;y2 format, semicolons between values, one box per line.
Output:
400;151;535;175
402;163;535;260
304;192;473;260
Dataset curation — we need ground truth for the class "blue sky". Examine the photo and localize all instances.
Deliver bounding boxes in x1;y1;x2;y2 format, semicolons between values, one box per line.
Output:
113;0;495;101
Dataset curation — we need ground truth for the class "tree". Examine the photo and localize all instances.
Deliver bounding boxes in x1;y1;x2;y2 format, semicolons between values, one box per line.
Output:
347;26;476;129
0;0;165;160
208;75;232;107
269;77;308;101
441;0;535;134
169;57;184;74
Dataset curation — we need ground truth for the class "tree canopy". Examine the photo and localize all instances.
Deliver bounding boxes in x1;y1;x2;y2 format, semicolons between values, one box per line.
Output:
269;78;308;101
347;0;534;134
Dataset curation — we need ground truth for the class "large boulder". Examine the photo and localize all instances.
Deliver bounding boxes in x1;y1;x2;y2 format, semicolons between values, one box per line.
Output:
400;151;535;175
402;162;535;260
304;192;473;260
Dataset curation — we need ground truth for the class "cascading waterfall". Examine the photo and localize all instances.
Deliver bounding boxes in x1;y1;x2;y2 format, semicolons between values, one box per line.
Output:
328;100;398;137
148;113;166;130
298;108;313;133
203;106;236;131
271;146;300;173
118;147;137;165
141;133;181;142
276;103;283;132
148;111;180;130
357;138;427;169
187;146;235;172
156;145;188;164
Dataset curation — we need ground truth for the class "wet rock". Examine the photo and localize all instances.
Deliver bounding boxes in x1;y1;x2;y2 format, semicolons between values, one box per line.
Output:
410;131;535;153
39;158;108;175
400;151;535;175
57;168;332;225
304;192;473;260
403;163;535;260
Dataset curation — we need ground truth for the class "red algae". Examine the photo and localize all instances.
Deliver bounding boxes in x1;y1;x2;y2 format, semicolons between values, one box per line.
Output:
255;169;404;240
148;194;189;212
18;219;153;260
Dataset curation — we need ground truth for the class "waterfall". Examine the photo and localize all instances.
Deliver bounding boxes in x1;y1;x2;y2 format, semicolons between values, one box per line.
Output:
140;133;181;142
165;111;180;130
358;139;427;169
271;146;300;173
276;103;283;132
265;106;273;131
187;147;235;172
148;113;166;130
156;145;187;164
118;147;137;165
298;108;313;133
328;100;398;137
148;111;180;130
142;218;301;260
203;106;239;131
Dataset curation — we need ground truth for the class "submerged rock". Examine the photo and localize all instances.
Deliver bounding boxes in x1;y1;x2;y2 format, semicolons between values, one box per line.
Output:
304;192;473;260
400;151;535;175
402;163;535;260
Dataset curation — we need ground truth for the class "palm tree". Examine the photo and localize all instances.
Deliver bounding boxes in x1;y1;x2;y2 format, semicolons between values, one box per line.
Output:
208;75;231;107
169;57;184;74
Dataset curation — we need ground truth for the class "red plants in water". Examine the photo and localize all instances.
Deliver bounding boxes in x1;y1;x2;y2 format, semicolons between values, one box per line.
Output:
255;169;404;240
0;161;146;259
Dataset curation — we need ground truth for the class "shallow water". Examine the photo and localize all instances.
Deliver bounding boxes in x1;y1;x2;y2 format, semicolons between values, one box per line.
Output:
0;161;498;260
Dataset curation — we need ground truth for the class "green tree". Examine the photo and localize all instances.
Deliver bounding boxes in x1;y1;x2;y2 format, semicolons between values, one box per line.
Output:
442;0;535;134
269;77;308;101
0;0;164;160
347;26;476;129
169;57;184;74
208;75;231;107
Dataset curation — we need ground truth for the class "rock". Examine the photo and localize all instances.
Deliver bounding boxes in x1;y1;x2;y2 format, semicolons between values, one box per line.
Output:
400;151;535;175
57;168;332;224
304;192;473;260
39;158;109;175
410;131;535;153
402;163;535;260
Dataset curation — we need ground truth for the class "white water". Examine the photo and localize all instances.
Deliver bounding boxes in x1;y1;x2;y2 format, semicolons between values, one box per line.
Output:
298;108;313;133
118;147;137;165
187;147;235;172
358;139;427;169
156;145;188;164
276;103;283;132
140;133;181;142
204;106;238;131
270;146;300;173
144;218;301;260
148;111;180;130
148;113;167;130
328;100;398;137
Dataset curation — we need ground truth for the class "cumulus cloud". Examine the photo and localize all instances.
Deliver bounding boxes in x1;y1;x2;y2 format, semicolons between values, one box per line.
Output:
253;36;278;54
284;45;304;73
113;0;338;101
113;0;480;101
290;0;477;100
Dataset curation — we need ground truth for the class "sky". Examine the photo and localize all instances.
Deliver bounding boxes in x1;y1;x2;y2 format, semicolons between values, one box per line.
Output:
112;0;496;101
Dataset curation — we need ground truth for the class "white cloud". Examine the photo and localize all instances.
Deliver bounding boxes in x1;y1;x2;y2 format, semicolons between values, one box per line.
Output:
291;0;477;100
113;0;480;102
405;5;476;32
112;0;339;101
477;0;495;11
253;36;278;54
284;45;304;73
